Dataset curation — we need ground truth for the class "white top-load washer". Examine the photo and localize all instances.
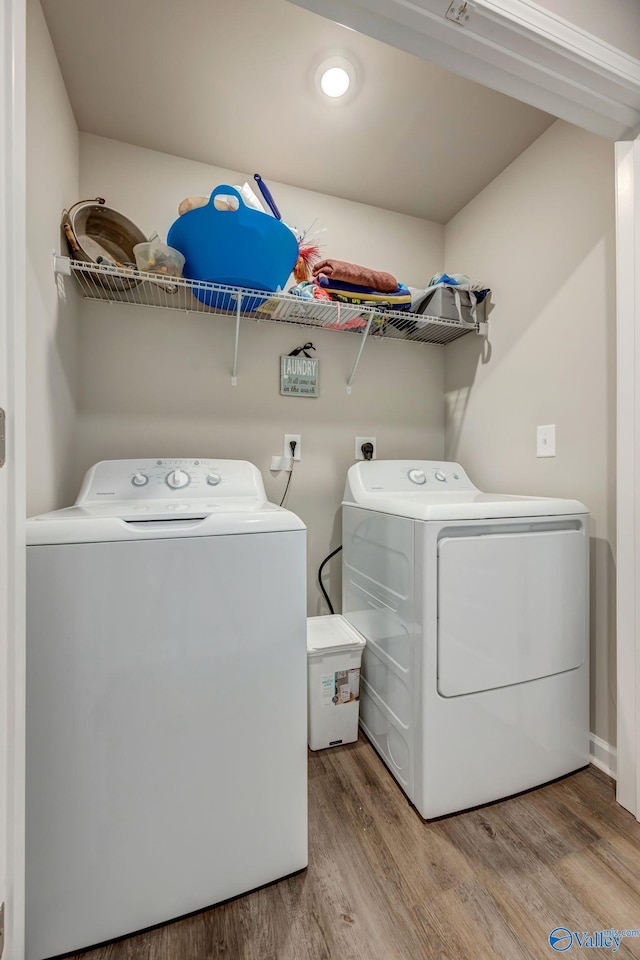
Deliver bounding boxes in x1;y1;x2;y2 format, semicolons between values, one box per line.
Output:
26;459;307;960
342;460;589;819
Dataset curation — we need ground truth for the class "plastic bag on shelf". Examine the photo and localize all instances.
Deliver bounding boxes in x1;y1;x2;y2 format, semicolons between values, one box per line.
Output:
178;182;265;217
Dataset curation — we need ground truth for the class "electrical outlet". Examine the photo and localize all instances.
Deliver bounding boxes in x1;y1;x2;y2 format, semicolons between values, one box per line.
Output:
355;437;376;460
537;424;556;458
445;1;474;25
284;434;301;461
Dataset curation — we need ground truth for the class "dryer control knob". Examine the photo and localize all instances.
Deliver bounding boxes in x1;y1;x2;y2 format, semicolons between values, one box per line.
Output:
435;471;447;482
166;469;190;489
131;472;149;487
408;469;426;485
206;473;222;486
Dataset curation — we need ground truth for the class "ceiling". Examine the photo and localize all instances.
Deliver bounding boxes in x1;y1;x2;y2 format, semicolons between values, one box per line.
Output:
40;0;555;224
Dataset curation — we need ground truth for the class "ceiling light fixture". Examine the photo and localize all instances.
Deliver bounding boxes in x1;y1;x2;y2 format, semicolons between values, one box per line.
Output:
321;65;350;98
315;56;357;102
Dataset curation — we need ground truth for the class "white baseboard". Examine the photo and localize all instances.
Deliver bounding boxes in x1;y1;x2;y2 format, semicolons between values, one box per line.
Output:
590;734;617;780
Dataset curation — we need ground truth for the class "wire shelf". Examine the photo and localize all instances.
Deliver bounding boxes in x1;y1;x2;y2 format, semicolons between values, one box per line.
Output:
54;255;486;391
57;257;483;346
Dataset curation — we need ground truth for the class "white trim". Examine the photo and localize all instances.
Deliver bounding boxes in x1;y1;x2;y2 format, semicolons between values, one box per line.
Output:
289;0;640;139
477;0;640;84
590;734;617;781
615;137;640;817
0;0;26;955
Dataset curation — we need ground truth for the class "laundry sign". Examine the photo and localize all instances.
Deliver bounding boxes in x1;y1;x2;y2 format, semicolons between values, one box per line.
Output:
280;355;319;397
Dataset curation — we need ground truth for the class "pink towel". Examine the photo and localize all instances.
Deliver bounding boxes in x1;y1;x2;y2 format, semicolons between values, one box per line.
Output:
312;259;398;294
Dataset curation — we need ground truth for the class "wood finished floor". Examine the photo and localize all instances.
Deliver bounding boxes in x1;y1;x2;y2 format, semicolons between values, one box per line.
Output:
69;737;640;960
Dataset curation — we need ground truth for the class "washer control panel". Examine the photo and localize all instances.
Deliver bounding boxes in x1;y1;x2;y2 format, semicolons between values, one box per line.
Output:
347;460;477;495
75;459;266;504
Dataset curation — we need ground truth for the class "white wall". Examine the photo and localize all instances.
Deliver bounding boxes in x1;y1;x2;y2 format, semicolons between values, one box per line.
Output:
444;120;616;749
26;0;79;515
77;134;446;612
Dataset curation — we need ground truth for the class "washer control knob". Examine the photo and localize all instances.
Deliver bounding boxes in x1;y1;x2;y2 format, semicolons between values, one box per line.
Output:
206;473;222;486
435;471;447;482
131;472;149;487
408;469;427;485
166;469;190;489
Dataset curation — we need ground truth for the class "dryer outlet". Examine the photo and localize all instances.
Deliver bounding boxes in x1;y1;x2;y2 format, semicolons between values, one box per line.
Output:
356;437;376;460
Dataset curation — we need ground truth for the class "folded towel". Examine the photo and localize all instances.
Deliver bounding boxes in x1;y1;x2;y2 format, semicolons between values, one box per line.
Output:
328;293;412;311
313;259;398;293
314;276;398;296
315;277;411;309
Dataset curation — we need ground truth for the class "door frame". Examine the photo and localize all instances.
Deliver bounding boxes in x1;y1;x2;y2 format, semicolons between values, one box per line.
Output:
615;136;640;816
1;0;26;955
291;0;640;815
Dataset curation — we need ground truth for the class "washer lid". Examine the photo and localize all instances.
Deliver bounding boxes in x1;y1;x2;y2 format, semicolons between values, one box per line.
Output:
27;501;305;545
343;460;588;520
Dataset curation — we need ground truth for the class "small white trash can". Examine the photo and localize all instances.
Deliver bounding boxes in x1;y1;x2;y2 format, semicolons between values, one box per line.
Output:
307;615;366;751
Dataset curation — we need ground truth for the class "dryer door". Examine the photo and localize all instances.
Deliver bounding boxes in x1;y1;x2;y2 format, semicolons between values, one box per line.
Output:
437;526;587;697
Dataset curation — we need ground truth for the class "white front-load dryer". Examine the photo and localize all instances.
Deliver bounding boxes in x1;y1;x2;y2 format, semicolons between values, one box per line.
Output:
26;459;308;960
342;460;589;819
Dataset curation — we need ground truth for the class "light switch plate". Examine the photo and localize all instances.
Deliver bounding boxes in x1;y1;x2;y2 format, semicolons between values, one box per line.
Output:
537;424;556;458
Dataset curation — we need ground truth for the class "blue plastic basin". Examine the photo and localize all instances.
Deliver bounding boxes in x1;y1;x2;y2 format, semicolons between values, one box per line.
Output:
167;185;299;310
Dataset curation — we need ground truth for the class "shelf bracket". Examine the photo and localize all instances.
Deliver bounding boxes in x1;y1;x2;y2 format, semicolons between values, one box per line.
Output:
231;294;242;386
346;313;375;394
477;321;489;336
53;253;71;276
